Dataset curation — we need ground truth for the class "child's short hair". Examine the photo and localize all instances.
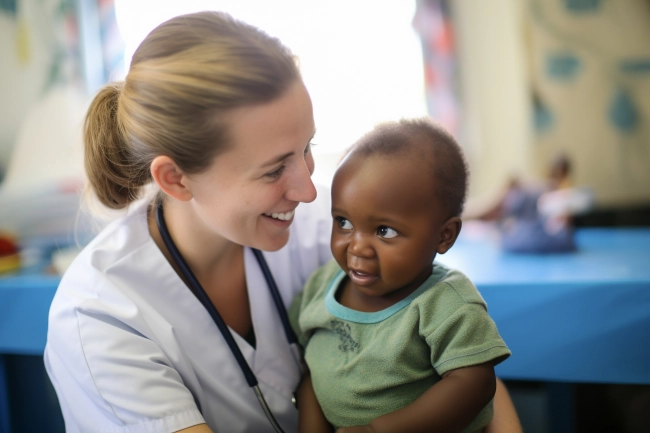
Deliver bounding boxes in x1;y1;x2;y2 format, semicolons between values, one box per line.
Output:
349;117;469;217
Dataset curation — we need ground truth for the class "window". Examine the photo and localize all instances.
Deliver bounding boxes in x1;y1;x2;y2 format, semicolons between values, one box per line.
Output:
115;0;427;184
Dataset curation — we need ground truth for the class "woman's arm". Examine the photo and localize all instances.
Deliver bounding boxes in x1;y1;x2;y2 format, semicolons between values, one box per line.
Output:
338;363;496;433
298;373;335;433
483;378;523;433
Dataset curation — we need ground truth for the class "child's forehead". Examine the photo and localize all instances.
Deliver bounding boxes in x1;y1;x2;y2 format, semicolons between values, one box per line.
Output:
342;148;434;178
335;152;440;206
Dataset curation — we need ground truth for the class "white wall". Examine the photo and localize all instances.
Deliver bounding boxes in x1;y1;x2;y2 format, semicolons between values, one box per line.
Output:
453;0;650;209
0;1;58;175
452;0;533;203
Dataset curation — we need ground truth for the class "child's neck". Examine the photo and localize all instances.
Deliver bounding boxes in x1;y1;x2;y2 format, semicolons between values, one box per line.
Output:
335;267;433;313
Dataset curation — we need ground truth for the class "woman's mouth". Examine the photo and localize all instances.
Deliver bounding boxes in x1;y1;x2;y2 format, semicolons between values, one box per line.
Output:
263;210;295;221
348;269;378;286
262;210;295;228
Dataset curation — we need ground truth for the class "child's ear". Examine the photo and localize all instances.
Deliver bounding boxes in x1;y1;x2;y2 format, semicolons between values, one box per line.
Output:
437;216;462;255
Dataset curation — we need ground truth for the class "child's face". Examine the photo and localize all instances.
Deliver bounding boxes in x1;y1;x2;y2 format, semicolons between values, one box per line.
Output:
331;152;458;300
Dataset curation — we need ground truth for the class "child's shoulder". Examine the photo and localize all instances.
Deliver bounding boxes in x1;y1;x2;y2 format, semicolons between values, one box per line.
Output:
423;261;487;308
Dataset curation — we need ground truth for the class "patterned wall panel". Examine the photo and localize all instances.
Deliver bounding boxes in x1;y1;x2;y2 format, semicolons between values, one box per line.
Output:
526;0;650;206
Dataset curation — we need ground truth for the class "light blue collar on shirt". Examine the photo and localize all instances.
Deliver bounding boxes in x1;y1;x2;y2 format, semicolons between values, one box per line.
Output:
325;266;445;324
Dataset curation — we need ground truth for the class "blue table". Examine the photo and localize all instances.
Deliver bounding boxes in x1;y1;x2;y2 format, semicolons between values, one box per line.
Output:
0;271;59;433
437;225;650;385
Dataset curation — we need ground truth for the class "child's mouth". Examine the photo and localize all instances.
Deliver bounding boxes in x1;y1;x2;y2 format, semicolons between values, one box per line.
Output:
348;269;378;286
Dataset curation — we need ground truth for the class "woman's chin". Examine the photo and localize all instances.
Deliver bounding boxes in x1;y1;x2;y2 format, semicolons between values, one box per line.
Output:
254;231;291;252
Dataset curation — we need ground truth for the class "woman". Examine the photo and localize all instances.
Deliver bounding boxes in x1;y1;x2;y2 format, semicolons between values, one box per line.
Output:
44;11;521;433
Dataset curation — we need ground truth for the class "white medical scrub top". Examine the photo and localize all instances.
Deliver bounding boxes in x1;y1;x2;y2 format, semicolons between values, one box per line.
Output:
44;187;332;433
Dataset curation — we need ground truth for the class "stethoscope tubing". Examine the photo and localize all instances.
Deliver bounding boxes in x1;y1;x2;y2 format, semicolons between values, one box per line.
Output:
156;202;259;387
155;202;290;433
251;249;299;346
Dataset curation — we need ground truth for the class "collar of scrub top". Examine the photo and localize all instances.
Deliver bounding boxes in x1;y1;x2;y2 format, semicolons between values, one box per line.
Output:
154;200;299;388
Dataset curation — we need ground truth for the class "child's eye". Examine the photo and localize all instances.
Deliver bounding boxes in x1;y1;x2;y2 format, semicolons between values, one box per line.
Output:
265;165;285;179
377;226;397;239
336;217;353;230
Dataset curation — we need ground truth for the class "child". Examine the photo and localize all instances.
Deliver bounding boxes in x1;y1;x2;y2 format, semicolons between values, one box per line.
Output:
470;152;593;253
290;118;511;433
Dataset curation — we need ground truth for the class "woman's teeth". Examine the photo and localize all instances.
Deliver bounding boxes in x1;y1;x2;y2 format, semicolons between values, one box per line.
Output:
264;210;295;221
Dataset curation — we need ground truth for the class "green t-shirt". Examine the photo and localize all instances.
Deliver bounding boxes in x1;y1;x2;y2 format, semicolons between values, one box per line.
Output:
289;260;511;431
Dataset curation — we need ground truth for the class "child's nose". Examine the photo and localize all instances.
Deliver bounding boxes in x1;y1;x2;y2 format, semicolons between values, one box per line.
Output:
348;232;376;259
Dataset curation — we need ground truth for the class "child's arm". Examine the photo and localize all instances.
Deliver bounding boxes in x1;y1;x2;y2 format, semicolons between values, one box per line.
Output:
337;362;496;433
483;378;523;433
298;373;335;433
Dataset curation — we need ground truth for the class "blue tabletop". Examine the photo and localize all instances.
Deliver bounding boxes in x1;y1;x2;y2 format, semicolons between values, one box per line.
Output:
0;271;59;355
438;224;650;384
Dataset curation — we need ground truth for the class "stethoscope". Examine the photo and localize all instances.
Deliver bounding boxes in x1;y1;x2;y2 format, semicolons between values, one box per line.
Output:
155;201;301;433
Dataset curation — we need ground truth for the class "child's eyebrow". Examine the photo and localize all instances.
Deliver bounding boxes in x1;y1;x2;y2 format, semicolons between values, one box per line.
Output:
367;214;408;227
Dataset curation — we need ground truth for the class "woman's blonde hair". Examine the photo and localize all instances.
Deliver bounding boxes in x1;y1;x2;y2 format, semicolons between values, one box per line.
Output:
84;11;300;209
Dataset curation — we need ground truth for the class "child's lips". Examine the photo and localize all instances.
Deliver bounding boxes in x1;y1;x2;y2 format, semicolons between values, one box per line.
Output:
348;269;378;286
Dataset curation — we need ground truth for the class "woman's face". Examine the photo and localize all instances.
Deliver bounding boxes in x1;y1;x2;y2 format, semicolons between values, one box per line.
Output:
183;80;317;251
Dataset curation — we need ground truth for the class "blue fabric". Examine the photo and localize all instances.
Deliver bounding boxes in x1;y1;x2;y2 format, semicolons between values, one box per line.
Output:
499;188;576;254
501;220;576;254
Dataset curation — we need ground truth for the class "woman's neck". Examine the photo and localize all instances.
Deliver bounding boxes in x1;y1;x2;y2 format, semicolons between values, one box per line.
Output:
148;198;252;338
147;198;242;284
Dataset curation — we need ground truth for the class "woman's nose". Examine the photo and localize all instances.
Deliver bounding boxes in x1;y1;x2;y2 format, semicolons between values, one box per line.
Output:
285;156;317;203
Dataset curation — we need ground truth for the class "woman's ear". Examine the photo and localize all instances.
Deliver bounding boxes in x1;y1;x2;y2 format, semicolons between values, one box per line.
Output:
150;156;193;202
437;216;462;255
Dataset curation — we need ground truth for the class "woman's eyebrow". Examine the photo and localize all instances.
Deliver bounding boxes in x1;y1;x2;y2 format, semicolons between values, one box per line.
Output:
260;151;293;168
259;130;317;168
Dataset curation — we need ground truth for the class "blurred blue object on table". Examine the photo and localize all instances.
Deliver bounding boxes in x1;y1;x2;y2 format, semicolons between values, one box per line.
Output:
499;185;594;253
467;153;595;254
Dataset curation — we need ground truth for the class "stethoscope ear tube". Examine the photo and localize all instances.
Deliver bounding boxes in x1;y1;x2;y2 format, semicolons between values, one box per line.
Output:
155;202;288;433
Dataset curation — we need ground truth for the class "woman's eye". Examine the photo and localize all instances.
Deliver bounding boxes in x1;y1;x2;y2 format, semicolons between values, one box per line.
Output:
304;142;315;155
336;217;353;230
377;226;397;239
265;165;285;179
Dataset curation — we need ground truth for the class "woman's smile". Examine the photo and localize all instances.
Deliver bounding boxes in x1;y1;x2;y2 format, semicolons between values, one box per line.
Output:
263;209;295;221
